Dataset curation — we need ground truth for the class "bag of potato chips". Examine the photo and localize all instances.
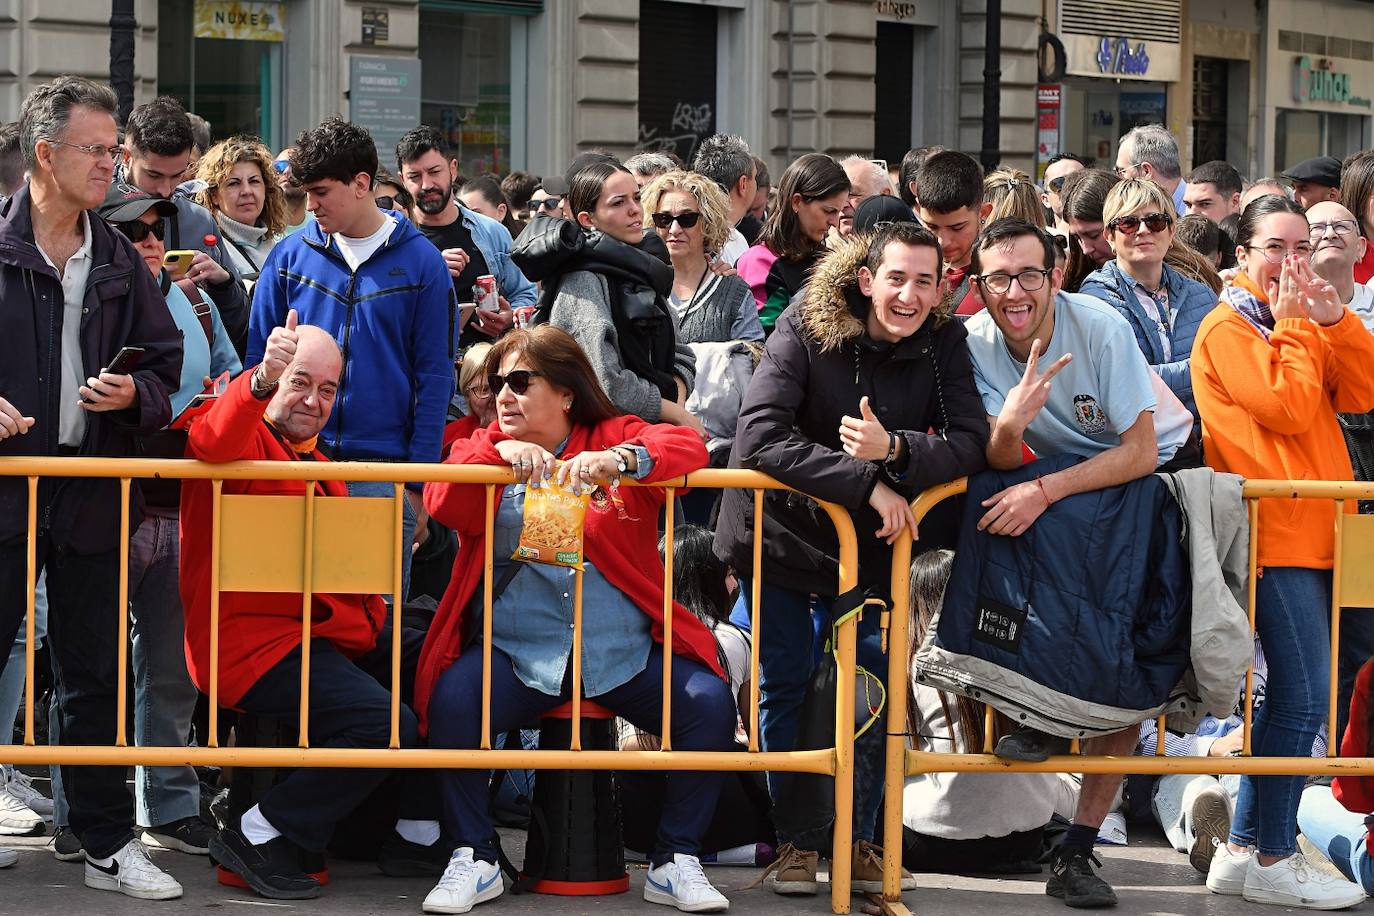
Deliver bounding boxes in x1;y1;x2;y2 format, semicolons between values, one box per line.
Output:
514;463;591;569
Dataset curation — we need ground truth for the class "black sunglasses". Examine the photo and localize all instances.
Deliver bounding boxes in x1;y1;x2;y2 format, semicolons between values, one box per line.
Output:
487;370;544;396
375;196;395;211
1108;212;1172;235
115;220;166;243
1046;176;1067;194
529;198;562;212
651;211;701;230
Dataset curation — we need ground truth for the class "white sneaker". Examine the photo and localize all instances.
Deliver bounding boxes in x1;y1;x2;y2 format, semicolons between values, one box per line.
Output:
0;786;43;835
3;766;53;818
1207;843;1252;895
644;853;730;913
423;847;504;914
84;838;183;900
0;847;16;868
1243;852;1366;910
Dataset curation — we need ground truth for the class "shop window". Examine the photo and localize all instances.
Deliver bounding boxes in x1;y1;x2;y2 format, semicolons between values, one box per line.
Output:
1277;109;1324;170
1192;57;1228;164
637;1;717;164
419;10;512;176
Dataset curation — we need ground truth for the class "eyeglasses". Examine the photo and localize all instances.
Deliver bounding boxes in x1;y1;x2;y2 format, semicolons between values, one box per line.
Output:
487;370;544;396
973;268;1053;295
1309;219;1359;240
43;138;121;163
1247;243;1314;263
650;211;701;230
1108;212;1173;235
114;220;166;243
272;159;290;174
1113;162;1144;178
465;385;493;401
529;198;562;213
375;196;395;211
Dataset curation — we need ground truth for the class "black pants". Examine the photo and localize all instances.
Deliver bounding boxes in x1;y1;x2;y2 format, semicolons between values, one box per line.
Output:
0;536;134;859
236;625;437;852
617;757;775;856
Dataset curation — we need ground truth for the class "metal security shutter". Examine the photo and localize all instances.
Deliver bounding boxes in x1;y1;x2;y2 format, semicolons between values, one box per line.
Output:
875;22;915;164
1058;0;1181;43
419;0;544;14
637;1;717;164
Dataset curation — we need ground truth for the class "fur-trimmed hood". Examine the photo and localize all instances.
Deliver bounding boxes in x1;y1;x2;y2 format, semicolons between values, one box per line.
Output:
799;232;953;354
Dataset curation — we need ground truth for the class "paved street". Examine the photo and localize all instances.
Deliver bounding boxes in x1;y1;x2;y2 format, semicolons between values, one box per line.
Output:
0;824;1357;915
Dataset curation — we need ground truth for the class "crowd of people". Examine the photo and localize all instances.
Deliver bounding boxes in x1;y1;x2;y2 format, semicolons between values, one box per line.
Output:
3;73;1374;915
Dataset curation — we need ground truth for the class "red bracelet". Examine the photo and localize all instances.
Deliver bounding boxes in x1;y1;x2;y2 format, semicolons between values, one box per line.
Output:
1036;474;1055;505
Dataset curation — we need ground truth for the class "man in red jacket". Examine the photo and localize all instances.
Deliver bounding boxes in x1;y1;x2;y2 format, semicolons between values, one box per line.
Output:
181;311;443;900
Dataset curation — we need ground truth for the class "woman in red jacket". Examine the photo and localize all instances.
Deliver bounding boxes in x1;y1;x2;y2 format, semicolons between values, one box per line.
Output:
415;326;734;915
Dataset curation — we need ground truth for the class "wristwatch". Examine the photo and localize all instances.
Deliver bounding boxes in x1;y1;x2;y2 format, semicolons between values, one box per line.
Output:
249;365;279;400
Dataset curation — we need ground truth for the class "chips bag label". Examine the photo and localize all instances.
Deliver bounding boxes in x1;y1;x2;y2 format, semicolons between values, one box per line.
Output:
514;463;591;570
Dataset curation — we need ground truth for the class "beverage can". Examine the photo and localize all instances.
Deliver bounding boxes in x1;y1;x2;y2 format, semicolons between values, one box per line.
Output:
513;306;537;329
474;275;498;311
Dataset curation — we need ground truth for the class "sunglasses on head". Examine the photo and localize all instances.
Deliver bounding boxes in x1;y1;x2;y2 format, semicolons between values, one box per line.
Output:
1108;212;1172;235
272;159;290;174
530;198;561;212
115;220;166;243
487;370;544;396
650;210;701;230
1047;176;1067;194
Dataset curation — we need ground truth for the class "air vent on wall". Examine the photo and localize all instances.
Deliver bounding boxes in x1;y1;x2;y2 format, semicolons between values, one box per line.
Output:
1059;0;1181;44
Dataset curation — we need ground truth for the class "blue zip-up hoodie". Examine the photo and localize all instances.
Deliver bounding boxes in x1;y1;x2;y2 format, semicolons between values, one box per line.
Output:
246;215;456;476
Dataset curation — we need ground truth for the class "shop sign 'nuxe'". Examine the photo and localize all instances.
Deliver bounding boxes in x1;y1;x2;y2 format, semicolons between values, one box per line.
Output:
1293;56;1372;109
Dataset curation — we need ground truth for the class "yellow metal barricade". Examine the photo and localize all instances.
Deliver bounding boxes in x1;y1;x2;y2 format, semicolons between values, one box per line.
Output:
876;477;1374;915
0;458;866;914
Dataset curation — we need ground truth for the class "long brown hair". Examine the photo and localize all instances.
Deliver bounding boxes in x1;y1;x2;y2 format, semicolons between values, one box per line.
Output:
758;153;849;261
483;326;621;427
1060;169;1120;292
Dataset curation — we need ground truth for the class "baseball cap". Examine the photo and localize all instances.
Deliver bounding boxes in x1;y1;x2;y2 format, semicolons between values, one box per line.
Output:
853;195;917;233
539;151;623;199
96;181;178;224
1281;156;1342;188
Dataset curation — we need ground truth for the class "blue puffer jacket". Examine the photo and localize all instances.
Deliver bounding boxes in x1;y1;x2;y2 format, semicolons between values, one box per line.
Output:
913;454;1192;737
246;215;456;474
1078;260;1215;422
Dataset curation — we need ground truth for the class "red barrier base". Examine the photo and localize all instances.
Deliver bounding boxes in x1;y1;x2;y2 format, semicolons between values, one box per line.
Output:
217;864;331;889
526;873;630;896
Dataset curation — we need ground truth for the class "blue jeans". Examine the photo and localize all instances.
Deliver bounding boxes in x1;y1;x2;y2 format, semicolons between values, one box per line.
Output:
428;646;735;864
128;509;200;829
1298;784;1374;891
1230;567;1332;858
345;480;417;604
0;572;46;743
736;579;887;846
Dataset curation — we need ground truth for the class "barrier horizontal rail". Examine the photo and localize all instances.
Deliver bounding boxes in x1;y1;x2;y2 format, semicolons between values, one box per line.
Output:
0;457;863;913
878;475;1374;915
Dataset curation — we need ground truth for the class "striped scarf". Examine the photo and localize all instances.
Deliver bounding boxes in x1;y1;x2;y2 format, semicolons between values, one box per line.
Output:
1221;272;1275;340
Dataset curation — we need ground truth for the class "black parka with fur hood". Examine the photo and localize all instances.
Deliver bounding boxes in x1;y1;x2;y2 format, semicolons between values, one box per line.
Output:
714;234;989;597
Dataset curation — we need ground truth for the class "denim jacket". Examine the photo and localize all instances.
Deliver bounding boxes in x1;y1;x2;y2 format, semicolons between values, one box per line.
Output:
460;205;537;308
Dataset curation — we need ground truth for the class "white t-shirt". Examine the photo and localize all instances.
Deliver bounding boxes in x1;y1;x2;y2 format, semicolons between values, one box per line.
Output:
1350;281;1374;334
965;291;1191;466
333;215;396;272
719;228;749;267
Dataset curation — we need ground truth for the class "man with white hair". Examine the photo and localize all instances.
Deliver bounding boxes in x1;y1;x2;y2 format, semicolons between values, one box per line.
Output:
1115;125;1187;216
1239;178;1291;211
838;156;895;236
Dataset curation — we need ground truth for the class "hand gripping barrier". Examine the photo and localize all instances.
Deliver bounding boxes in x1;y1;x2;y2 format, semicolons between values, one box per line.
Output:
0;457;867;914
875;477;1374;916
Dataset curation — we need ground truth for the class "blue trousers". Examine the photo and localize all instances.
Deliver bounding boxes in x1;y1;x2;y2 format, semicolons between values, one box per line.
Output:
1231;567;1331;858
1298;784;1374;891
428;645;735;864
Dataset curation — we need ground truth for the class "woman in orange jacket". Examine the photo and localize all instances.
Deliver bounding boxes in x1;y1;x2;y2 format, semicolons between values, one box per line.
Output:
1191;194;1374;909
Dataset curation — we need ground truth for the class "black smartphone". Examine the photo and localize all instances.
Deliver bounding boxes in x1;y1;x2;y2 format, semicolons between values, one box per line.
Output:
104;347;145;375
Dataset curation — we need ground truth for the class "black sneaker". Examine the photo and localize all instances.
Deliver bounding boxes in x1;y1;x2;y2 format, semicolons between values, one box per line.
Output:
143;816;213;855
1046;846;1117;908
378;830;456;877
53;825;83;862
994;726;1071;763
209;828;320;900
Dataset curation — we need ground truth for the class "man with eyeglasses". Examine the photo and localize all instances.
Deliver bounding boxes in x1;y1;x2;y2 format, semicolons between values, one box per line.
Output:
1115;125;1188;216
121;96;250;356
1308;201;1374;330
961;218;1193;908
0;76;182;898
1040;153;1084;233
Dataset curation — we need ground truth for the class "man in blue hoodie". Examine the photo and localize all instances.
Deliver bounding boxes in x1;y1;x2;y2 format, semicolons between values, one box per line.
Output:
247;118;456;601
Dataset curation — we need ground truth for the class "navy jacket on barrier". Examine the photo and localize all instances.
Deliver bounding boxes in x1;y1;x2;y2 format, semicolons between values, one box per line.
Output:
914;454;1192;737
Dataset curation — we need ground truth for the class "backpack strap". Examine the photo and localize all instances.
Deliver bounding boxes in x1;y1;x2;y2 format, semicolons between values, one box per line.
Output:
178;279;214;348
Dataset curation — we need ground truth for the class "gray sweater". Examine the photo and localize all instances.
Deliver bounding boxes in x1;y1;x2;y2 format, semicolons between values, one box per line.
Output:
548;269;696;422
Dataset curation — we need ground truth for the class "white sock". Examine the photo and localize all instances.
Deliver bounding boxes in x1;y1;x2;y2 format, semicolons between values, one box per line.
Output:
240;804;281;846
395;818;441;846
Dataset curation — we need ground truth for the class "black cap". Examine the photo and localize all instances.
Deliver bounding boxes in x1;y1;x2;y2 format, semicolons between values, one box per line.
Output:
96;181;178;224
1281;156;1342;188
540;151;622;198
853;195;917;234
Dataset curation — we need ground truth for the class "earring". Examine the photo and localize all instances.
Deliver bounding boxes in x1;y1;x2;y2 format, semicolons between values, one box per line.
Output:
564;401;572;412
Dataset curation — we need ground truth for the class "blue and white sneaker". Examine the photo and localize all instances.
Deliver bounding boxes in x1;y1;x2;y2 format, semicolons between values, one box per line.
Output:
644;853;729;913
423;847;504;914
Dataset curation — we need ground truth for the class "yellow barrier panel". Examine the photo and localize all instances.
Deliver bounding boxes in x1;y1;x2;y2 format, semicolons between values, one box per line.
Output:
0;458;863;915
877;477;1374;916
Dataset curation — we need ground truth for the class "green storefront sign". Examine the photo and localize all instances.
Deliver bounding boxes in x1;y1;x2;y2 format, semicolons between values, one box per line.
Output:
1294;56;1372;109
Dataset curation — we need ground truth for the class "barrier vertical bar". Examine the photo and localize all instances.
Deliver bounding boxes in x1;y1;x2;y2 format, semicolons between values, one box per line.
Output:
22;477;36;745
817;502;859;914
116;478;131;747
1155;716;1167;756
660;488;676;751
209;479;223;747
480;484;495;751
749;488;763;753
570;567;585;751
298;486;315;747
1330;500;1345;744
883;524;915;904
390;483;405;749
1244;499;1259;757
983;707;995;753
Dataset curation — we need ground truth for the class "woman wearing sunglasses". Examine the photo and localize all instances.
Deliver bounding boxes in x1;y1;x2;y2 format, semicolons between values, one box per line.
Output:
1191;195;1374;911
193;137;288;290
1078;179;1221;425
416;325;733;914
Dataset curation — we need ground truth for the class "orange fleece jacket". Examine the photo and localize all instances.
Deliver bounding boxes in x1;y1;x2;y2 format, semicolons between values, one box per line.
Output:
1191;280;1374;569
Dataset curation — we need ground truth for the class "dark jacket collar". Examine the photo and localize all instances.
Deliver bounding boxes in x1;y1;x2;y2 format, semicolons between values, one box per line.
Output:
0;183;136;283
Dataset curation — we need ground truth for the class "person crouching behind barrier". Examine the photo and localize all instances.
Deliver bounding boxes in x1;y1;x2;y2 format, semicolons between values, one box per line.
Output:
181;310;444;900
415;325;735;915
